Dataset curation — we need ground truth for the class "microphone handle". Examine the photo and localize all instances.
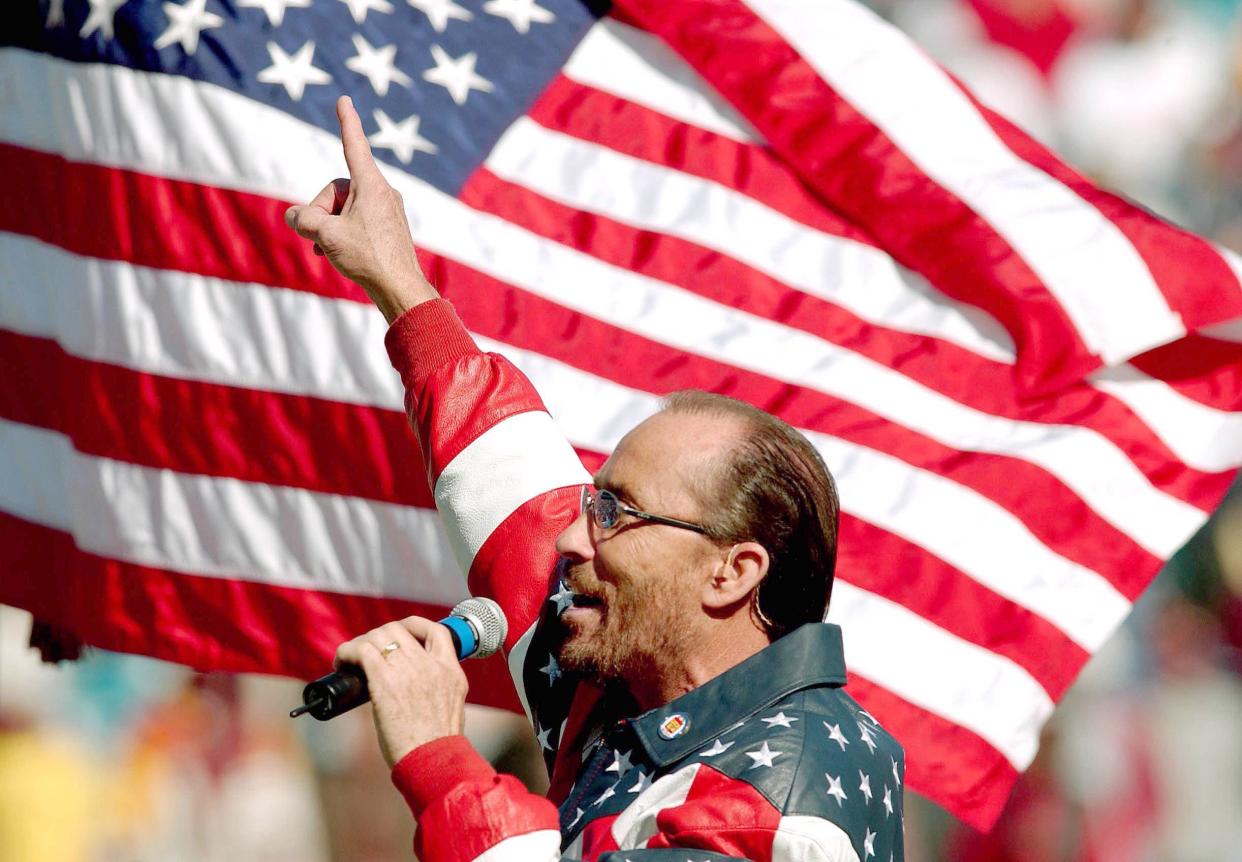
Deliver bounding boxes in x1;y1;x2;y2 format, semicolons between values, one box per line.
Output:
292;616;472;721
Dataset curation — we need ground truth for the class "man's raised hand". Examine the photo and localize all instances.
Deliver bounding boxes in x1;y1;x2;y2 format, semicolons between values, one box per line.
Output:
284;95;436;323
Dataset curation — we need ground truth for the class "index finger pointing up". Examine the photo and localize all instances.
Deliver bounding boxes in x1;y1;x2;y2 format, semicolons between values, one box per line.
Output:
336;95;379;182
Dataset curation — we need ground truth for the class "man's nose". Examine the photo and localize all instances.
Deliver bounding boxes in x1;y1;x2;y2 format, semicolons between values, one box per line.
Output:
555;509;594;563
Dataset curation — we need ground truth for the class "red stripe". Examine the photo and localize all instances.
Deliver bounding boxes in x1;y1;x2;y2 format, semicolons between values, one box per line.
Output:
607;1;1096;393
838;517;1087;699
0;142;366;304
846;675;1020;831
577;813;621;858
1130;335;1242;413
528;74;865;240
969;98;1242;340
0;511;521;711
462;167;1234;510
645;764;782;860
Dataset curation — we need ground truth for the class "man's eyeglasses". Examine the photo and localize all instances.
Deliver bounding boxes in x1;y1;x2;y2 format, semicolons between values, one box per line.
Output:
580;487;707;535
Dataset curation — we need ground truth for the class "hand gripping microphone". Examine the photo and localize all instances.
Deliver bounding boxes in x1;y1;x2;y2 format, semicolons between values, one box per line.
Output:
289;597;507;721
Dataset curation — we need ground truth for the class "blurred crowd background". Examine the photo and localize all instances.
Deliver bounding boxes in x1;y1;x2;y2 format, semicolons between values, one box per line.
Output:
3;0;1241;859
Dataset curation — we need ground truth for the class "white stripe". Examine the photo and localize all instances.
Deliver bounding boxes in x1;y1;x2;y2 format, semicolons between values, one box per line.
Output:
467;830;560;862
1091;364;1242;473
1202;317;1242;343
0;233;1149;648
829;581;1051;769
0;418;468;605
485;116;1016;363
746;0;1187;364
433;411;590;571
3;50;1229;488
612;762;701;850
564;19;760;142
772;815;861;862
0;232;402;410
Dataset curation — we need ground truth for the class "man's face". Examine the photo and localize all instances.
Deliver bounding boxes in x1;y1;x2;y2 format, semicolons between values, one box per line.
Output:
553;411;738;684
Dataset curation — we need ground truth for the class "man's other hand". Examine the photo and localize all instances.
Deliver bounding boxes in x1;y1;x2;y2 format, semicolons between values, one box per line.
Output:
334;616;469;768
284;95;437;324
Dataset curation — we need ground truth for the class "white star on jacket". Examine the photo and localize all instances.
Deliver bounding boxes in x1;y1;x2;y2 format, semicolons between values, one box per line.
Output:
699;738;735;757
627;770;650;794
536;724;553;751
257;40;331;101
863;828;876;859
825;773;847;806
857;721;878;754
891;755;901;787
346;34;412;96
80;0;127;39
238;0;311;27
549;580;574;614
859;770;873;803
824;721;849;751
882;785;893;816
407;0;471;32
482;0;555;34
538;654;562;684
422;45;494;105
47;0;67;27
338;0;392;23
606;749;632;774
760;711;798;729
154;0;223;55
745;741;781;769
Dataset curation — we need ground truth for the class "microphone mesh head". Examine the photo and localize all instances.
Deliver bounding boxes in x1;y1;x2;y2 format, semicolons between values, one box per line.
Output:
451;596;508;659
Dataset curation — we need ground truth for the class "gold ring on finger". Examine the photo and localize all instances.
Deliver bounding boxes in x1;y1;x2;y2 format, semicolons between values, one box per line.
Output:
380;640;400;660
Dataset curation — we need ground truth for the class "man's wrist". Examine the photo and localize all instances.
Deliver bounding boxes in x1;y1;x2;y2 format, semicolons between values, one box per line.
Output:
369;272;439;325
390;734;498;818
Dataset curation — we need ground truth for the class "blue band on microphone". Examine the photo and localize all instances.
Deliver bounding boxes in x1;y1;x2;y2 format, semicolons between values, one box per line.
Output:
440;615;477;660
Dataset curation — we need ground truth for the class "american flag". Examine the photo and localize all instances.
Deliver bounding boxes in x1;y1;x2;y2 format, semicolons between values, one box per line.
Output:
2;0;1240;831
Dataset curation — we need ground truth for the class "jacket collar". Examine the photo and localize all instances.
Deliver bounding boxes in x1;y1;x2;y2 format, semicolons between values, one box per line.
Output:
628;622;846;767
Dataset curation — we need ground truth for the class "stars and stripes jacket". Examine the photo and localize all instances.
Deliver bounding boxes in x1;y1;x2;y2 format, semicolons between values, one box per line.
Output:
383;298;905;861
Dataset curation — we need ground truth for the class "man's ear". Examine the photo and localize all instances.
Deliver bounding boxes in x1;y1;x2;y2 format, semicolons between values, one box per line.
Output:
703;541;769;610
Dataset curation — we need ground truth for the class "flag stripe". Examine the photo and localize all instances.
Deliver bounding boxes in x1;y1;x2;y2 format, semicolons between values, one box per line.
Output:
0;510;522;710
2;230;1148;647
0;417;467;604
738;0;1183;361
0;328;1091;700
5;49;1234;482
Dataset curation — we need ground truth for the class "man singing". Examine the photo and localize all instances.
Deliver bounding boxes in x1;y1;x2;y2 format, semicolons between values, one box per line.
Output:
286;96;905;862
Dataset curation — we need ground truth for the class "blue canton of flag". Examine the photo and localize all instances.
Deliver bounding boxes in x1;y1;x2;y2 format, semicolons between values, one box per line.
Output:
13;0;603;194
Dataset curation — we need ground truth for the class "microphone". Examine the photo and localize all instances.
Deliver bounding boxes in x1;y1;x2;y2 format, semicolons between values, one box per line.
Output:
289;597;507;721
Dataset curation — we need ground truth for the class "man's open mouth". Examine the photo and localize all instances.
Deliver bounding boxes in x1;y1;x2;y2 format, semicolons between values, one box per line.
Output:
571;593;604;608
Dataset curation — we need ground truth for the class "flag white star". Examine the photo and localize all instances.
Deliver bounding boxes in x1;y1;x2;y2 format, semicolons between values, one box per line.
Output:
422;45;493;106
891;755;901;787
568;806;584;828
605;748;632;774
238;0;311;26
745;741;781;769
760;711;798;729
882;785;893;816
699;738;735;757
345;34;411;96
824;721;849;751
47;0;67;26
257;40;331;101
407;0;471;32
337;0;392;22
549;580;574;613
153;0;223;55
626;770;650;794
859;770;873;803
369;110;436;162
538;654;562;684
80;0;127;39
825;773;847;806
482;0;554;34
858;709;880;726
857;721;878;755
536;724;553;750
863;828;876;859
